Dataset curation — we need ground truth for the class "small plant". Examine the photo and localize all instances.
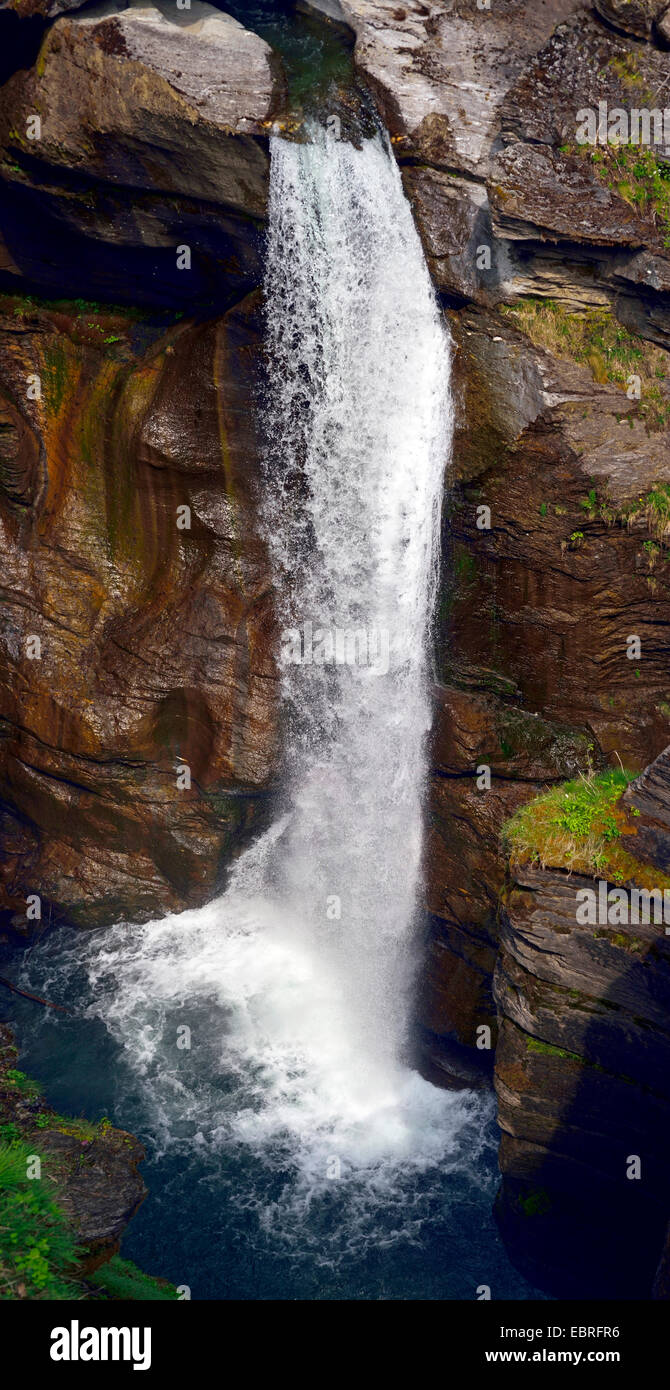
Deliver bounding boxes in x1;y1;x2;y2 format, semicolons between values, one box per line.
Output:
502;767;670;888
5;1071;41;1100
500;297;670;426
0;1140;82;1299
518;1187;552;1218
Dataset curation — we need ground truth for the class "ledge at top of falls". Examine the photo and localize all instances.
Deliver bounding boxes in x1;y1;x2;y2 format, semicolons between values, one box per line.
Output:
63;1;282;134
0;0;289;305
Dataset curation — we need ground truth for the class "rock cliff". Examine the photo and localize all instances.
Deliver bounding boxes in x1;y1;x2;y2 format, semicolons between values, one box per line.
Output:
0;3;281;935
2;0;670;1299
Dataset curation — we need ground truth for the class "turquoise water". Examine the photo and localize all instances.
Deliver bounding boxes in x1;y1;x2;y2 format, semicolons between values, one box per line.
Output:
1;934;546;1300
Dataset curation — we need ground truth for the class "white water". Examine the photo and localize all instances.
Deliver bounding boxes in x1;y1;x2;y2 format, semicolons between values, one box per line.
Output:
40;129;491;1256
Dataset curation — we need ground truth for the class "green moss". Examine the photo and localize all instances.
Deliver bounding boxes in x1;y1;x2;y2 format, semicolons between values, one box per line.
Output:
500;297;669;428
452;542;477;584
518;1187;552;1218
42;341;70;415
527;1039;575;1060
493;706;595;776
0;1139;82;1300
501;768;670;884
89;1255;178;1301
5;1069;42;1101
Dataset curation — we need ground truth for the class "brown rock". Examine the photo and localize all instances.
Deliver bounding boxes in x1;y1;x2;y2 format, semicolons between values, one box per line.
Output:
493;860;670;1295
594;0;668;38
420;683;597;1058
0;292;279;933
443;305;670;770
621;743;670;872
0;2;283;306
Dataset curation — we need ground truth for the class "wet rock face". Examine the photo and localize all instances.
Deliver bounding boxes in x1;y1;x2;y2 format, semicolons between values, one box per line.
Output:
0;293;279;934
0;2;282;308
359;0;670;1076
445;307;670;768
419;682;598;1070
419;295;670;1066
493;852;670;1297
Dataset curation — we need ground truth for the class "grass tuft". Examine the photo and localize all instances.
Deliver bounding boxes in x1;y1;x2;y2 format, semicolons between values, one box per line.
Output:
0;1140;82;1300
502;768;670;885
501;297;670;431
89;1255;178;1301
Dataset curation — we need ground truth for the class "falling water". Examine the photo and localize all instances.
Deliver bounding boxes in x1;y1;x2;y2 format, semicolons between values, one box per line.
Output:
15;128;497;1285
260;127;450;1076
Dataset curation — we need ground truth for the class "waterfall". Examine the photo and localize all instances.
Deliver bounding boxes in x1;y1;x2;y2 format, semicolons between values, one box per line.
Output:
259;128;451;1076
24;128;490;1263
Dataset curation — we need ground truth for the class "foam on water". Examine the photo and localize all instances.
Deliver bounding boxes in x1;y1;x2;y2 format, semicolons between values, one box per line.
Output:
20;129;494;1262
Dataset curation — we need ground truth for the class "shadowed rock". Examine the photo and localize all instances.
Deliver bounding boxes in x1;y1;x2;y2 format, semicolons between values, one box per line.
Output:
0;1;285;306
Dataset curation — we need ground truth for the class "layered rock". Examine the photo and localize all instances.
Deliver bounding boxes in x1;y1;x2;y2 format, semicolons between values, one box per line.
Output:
0;1;283;307
419;295;670;1062
492;747;670;1296
419;683;599;1075
329;2;670;1071
0;291;278;933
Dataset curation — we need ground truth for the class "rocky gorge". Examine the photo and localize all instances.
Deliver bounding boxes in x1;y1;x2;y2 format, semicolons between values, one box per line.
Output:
1;0;670;1300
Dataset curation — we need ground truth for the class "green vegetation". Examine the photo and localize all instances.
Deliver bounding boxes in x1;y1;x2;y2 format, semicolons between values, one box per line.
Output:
5;1070;41;1101
89;1255;178;1301
0;1141;179;1300
0;1139;82;1299
587;143;670;248
518;1187;552;1218
576;480;670;543
42;341;71;415
502;768;670;885
2;292;142;321
527;1039;575;1060
500;297;670;430
642;482;670;534
0;1041;176;1301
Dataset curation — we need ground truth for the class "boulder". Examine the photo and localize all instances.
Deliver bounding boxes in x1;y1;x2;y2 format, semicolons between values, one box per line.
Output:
594;0;669;39
315;0;590;174
0;1;284;307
